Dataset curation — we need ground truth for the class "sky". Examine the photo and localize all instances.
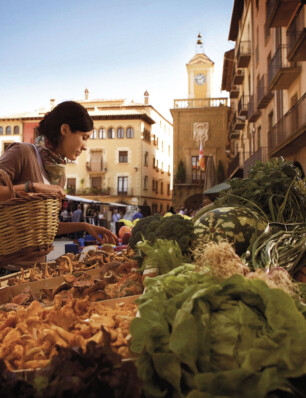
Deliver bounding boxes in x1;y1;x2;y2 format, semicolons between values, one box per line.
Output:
0;0;235;122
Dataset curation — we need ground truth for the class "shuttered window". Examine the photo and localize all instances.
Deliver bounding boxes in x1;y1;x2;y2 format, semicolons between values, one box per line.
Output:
90;151;103;172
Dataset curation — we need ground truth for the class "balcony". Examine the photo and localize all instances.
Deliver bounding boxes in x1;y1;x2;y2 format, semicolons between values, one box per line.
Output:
230;85;239;99
237;41;251;68
173;97;228;108
233;112;245;130
268;93;306;156
227;152;243;179
86;161;106;174
248;95;261;122
257;74;273;109
266;0;299;28
287;7;306;62
243;147;268;177
268;45;301;90
233;69;244;85
238;95;249;117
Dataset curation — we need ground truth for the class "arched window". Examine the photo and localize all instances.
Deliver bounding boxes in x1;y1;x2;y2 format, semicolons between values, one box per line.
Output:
117;127;124;138
99;128;106;139
6;126;11;135
0;126;3;135
14;126;20;134
90;129;97;139
108;128;115;139
126;127;134;138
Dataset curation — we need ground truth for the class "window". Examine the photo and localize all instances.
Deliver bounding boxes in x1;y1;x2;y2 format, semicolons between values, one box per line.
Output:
117;128;124;138
14;126;19;135
153;157;156;168
168;145;171;156
191;156;205;183
119;151;128;163
99;128;106;139
160;204;163;213
0;127;3;135
67;178;76;194
6;126;11;135
161;141;164;152
156;181;159;193
160;182;164;194
108;128;115;139
161;162;164;173
152;204;158;213
167;184;170;195
91;176;102;190
90;151;103;171
152;179;155;191
144;151;148;166
144;176;148;190
90;129;97;139
268;111;273;130
143;129;151;142
156;159;159;170
118;177;128;195
126;127;134;138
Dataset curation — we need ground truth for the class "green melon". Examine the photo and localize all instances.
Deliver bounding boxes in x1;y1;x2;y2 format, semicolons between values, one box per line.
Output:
193;206;267;255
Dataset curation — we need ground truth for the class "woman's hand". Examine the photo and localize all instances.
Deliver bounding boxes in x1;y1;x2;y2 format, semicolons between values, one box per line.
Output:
84;224;119;245
32;182;66;198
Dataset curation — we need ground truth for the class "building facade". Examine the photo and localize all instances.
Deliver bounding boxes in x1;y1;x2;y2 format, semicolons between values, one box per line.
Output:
222;0;306;178
171;35;229;212
0;92;173;213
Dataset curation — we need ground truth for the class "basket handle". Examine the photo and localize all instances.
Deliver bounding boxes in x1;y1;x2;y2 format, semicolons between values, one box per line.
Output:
0;169;15;199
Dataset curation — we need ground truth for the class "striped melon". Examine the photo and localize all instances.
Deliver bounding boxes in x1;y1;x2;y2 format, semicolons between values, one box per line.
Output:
193;206;267;255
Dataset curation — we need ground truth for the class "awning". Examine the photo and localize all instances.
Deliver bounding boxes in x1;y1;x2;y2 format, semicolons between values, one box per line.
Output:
203;181;230;195
65;195;102;204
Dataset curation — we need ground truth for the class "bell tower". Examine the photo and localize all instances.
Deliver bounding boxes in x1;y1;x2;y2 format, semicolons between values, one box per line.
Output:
186;33;214;99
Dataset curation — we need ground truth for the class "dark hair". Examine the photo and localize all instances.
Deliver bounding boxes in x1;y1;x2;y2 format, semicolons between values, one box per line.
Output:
35;101;93;147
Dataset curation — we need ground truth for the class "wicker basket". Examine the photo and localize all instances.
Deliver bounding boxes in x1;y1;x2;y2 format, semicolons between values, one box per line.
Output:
0;170;61;266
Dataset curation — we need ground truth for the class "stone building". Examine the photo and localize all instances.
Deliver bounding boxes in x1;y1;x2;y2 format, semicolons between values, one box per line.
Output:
222;0;306;178
171;34;229;212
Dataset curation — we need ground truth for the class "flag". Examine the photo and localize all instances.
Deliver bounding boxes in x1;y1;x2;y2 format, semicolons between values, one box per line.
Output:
198;140;205;171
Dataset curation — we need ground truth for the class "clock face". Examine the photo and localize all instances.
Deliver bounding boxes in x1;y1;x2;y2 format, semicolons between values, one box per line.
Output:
195;73;206;85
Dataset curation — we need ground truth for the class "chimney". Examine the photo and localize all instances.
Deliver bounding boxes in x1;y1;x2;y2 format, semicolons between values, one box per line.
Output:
50;99;55;109
85;88;89;100
144;90;149;105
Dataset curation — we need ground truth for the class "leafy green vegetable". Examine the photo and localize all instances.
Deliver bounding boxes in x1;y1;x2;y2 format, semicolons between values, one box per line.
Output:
130;269;306;398
215;158;306;223
136;239;190;274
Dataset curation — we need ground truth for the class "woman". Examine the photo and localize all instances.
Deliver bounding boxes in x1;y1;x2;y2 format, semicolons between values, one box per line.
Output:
0;101;118;254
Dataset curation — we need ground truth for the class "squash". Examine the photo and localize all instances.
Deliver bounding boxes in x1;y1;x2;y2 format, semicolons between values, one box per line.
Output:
193;206;267;255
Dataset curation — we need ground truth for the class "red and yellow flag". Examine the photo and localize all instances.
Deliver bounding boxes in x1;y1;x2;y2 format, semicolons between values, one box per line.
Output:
198;140;205;171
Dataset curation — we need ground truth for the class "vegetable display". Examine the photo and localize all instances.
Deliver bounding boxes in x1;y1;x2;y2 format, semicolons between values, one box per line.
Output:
130;267;306;398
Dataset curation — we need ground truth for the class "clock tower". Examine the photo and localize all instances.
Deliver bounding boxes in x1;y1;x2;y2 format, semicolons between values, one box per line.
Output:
186;33;214;99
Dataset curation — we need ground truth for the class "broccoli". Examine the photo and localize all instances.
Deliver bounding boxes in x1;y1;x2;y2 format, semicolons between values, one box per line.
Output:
129;213;195;254
129;214;162;250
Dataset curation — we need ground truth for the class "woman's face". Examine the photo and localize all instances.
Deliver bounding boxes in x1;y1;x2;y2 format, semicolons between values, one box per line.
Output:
57;124;91;160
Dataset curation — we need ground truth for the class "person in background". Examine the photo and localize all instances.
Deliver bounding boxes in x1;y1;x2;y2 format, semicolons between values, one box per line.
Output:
112;209;121;223
0;101;118;264
132;207;143;221
60;208;69;222
169;206;176;214
179;207;185;215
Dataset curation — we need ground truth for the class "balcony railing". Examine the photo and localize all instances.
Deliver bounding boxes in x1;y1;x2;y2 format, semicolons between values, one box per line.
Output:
237;41;251;68
233;69;244;85
238;95;249;117
257;74;273;109
243;147;268;177
268;45;301;90
233;112;245;130
266;0;299;28
248;94;261;122
230;85;239;99
227;152;240;178
173;97;228;108
268;93;306;154
287;7;306;62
